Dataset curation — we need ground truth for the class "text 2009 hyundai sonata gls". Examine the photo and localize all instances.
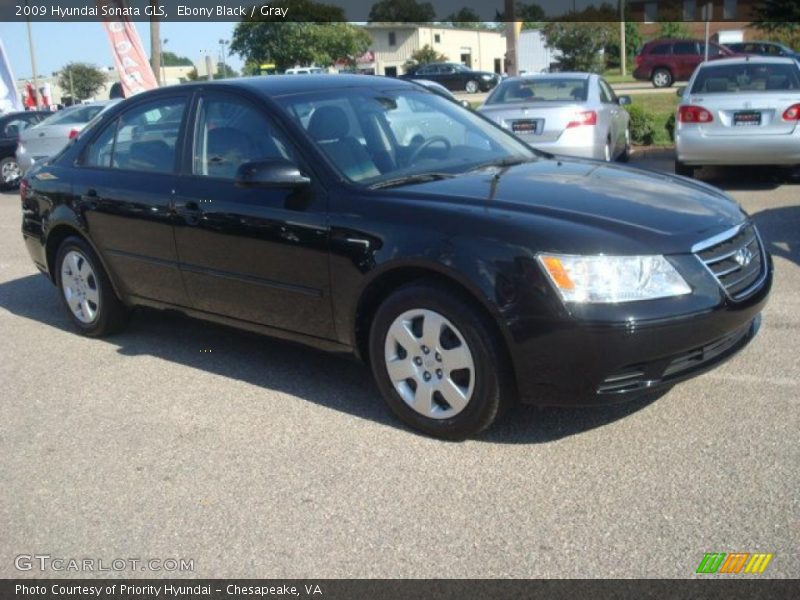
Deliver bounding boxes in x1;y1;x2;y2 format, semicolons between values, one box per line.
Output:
20;76;772;439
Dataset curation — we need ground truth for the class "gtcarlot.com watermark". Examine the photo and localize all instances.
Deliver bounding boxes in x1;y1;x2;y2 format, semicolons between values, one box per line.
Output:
15;554;194;573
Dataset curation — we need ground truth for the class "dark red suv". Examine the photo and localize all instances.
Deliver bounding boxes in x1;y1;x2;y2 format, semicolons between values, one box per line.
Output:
634;38;735;87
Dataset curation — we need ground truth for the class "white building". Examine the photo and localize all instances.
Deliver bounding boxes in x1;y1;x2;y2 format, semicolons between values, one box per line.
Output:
518;30;561;74
363;24;506;77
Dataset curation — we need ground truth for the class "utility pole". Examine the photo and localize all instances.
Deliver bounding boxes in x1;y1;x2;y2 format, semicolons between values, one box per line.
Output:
161;38;168;84
149;0;161;85
219;39;229;79
68;67;74;103
620;0;627;77
24;0;40;108
504;0;519;77
703;2;711;61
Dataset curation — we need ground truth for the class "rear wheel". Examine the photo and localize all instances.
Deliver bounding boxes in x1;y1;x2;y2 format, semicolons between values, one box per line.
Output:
0;157;20;189
56;236;129;336
652;68;673;88
465;80;479;94
618;128;631;163
675;160;695;178
369;282;511;439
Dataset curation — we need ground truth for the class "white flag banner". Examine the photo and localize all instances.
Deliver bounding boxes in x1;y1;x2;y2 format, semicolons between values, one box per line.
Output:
0;38;23;113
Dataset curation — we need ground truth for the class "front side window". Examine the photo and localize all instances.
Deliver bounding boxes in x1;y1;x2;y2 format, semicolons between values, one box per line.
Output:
649;43;671;56
277;88;535;185
84;98;186;173
487;78;589;104
691;63;800;93
193;95;294;179
599;79;616;103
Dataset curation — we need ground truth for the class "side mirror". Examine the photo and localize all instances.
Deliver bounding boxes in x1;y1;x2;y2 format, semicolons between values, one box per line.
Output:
676;87;685;97
235;158;310;188
617;95;632;106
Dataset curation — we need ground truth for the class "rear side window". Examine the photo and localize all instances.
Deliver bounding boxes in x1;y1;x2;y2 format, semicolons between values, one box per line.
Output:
673;42;698;55
649;43;671;56
84;98;186;173
691;63;800;93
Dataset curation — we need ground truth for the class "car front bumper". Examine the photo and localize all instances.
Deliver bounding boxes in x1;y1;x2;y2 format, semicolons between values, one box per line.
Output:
676;128;800;165
510;253;773;406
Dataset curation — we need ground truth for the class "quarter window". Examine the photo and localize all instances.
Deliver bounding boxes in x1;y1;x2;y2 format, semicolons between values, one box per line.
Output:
84;98;186;173
192;95;295;179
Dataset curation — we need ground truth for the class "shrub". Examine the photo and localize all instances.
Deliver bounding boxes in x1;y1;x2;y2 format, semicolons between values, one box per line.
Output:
627;104;656;145
665;113;676;142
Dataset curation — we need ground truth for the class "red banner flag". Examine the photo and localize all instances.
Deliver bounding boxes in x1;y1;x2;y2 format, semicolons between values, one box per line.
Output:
97;0;158;97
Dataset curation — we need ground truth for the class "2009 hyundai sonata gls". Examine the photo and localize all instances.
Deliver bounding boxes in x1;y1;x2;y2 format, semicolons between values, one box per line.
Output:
21;75;772;439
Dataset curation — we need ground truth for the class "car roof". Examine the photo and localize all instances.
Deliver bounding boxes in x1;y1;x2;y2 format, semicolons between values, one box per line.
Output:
143;75;421;98
697;56;798;67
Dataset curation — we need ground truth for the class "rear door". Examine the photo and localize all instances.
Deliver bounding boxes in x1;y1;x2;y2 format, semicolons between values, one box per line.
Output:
599;78;625;153
673;41;702;80
76;93;191;306
172;90;334;337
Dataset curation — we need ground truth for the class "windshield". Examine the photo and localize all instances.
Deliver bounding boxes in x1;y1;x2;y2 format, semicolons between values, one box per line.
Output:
691;63;800;93
41;104;107;126
486;78;589;104
277;88;536;186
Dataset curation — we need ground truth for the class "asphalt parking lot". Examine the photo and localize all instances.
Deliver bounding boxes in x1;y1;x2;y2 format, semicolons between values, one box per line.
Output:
1;152;798;579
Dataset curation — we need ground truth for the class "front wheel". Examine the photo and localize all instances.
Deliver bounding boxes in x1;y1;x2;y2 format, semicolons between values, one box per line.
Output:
465;80;479;94
0;156;20;189
369;282;512;439
56;236;129;336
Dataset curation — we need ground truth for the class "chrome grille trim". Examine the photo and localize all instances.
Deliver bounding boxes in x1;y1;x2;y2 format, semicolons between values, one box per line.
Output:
693;222;767;301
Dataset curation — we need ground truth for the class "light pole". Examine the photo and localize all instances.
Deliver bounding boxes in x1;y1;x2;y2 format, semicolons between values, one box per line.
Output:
219;39;229;79
161;38;168;84
620;0;626;77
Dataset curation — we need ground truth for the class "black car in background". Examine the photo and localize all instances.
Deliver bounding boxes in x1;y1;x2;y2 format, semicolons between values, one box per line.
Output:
0;110;51;188
401;62;500;93
20;76;771;438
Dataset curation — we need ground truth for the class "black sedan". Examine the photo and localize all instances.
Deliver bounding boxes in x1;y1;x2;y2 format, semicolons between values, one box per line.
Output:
20;76;771;439
401;62;500;93
0;110;50;188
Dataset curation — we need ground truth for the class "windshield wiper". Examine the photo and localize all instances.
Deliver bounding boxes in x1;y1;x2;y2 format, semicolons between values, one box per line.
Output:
368;172;456;190
468;156;533;172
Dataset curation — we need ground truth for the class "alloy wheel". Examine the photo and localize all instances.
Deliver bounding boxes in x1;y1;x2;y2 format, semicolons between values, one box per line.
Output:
60;250;100;323
384;309;475;419
465;80;478;94
1;159;20;184
653;71;670;88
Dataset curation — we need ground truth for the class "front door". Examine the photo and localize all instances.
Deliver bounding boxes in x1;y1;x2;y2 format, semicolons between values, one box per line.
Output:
77;94;191;306
173;91;334;338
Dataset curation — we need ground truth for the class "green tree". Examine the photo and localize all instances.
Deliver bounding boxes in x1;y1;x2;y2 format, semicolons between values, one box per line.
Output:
411;44;448;63
444;7;480;26
368;0;436;22
161;51;193;67
606;21;642;69
543;22;613;73
58;62;106;100
657;22;691;39
751;1;800;48
231;22;370;72
213;63;239;79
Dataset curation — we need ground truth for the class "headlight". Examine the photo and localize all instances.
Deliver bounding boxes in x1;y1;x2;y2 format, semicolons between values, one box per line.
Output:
537;254;691;303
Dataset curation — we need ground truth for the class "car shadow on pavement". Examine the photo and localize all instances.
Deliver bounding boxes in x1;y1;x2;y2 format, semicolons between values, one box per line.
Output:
1;273;662;443
752;205;800;268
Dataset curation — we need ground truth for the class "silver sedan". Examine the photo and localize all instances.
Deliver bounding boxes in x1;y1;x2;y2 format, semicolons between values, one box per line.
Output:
478;73;632;162
16;100;120;175
675;56;800;177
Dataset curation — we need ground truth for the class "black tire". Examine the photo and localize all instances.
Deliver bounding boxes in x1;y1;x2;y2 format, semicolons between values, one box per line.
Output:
651;68;673;88
618;129;631;163
369;281;513;440
55;236;128;337
0;156;20;190
675;160;695;178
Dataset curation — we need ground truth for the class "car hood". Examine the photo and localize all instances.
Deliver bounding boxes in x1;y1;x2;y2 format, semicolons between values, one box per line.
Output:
392;158;747;252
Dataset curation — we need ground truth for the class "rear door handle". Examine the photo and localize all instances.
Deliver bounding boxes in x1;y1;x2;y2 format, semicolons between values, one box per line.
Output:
173;200;202;225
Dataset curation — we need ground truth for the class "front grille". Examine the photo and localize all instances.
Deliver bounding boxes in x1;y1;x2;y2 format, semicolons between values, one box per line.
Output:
694;223;765;300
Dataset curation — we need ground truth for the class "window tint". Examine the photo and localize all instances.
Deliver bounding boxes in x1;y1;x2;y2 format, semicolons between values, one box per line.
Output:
193;95;294;179
487;78;589;104
649;43;670;56
691;63;800;93
84;98;186;172
674;42;698;55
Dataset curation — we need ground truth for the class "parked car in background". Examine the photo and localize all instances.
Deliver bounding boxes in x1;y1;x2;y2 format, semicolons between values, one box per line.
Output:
726;41;799;61
0;110;51;188
634;38;736;87
16;100;120;176
411;79;472;109
675;57;800;177
401;62;500;93
285;67;325;75
479;73;632;162
20;75;771;438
